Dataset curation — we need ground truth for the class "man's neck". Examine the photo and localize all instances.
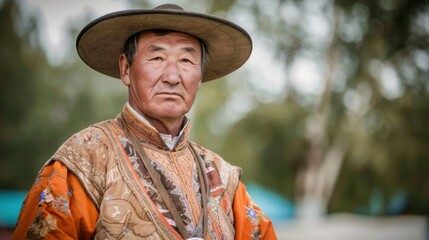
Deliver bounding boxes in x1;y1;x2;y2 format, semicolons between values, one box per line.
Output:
144;115;184;137
126;102;184;137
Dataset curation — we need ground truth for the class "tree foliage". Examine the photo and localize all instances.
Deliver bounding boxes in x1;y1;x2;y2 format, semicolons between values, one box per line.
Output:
0;0;126;189
208;0;429;216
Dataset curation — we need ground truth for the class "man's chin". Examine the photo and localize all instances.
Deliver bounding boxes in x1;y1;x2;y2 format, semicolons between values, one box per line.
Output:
157;107;187;119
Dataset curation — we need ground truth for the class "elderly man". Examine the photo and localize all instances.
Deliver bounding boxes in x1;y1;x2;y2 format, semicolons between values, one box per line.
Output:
13;4;277;240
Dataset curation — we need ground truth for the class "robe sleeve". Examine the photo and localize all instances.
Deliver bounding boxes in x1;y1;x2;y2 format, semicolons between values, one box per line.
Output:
233;182;278;240
13;161;98;240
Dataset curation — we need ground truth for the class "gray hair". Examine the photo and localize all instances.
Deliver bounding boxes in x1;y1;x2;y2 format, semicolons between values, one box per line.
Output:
123;30;208;73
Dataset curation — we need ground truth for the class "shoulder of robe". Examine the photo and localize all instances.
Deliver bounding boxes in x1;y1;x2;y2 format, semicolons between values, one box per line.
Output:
42;120;116;207
190;142;242;188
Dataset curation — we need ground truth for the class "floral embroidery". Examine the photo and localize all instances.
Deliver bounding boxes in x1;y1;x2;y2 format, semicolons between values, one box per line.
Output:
26;186;70;238
39;185;71;215
245;193;270;240
39;187;55;204
53;195;71;215
27;207;58;239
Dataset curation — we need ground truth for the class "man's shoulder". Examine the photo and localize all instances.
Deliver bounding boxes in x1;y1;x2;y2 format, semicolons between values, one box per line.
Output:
190;142;224;163
190;142;242;175
71;119;117;140
53;119;118;158
191;142;242;200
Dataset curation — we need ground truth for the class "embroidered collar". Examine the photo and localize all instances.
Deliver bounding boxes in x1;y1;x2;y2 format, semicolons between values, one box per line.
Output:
118;103;191;151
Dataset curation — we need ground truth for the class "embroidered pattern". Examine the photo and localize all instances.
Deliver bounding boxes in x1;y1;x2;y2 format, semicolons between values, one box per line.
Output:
27;208;58;239
120;136;194;231
53;195;71;215
39;185;71;215
245;194;270;240
26;185;71;238
34;177;40;186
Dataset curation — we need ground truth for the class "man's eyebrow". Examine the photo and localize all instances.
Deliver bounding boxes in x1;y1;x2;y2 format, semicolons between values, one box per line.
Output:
147;45;165;52
182;46;197;53
147;45;198;54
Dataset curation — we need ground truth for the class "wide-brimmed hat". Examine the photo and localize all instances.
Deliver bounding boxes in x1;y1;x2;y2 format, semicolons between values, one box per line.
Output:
76;3;252;82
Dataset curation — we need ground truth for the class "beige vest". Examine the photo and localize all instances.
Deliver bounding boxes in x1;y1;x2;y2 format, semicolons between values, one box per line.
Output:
47;116;241;239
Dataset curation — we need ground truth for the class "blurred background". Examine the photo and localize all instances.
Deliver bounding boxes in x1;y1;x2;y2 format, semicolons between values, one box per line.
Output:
0;0;428;239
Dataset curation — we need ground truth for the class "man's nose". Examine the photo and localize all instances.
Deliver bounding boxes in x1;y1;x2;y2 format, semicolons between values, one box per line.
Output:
162;60;180;85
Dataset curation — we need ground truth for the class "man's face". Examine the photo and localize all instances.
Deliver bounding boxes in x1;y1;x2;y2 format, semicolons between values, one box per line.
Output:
120;31;203;123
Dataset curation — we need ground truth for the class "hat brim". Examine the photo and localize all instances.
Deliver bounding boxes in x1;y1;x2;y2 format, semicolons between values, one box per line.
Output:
76;8;252;82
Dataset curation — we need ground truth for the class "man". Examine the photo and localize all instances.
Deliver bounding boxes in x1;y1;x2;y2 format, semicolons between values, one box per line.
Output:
13;3;277;240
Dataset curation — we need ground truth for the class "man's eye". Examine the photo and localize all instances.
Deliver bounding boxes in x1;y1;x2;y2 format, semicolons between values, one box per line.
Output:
150;57;163;61
181;58;194;64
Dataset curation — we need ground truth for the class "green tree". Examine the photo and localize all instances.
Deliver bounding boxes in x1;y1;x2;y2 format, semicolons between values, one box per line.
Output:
211;0;429;217
0;0;49;188
0;0;126;189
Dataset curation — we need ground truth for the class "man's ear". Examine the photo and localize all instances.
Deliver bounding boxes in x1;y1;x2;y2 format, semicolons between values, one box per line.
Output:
198;78;202;89
119;54;131;86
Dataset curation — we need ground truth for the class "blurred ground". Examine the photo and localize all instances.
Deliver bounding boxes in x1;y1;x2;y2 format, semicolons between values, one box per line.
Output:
1;214;426;239
274;214;427;240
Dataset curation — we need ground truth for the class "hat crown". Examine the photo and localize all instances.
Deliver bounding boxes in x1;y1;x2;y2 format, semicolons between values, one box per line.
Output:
154;4;184;11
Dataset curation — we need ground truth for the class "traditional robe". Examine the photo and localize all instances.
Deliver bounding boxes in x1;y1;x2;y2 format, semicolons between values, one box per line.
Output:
13;105;277;239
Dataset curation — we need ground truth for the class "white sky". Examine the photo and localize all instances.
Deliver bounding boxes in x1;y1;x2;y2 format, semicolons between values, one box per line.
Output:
21;0;131;64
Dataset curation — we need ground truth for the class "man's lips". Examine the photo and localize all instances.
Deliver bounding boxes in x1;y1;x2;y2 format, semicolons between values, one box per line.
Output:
156;92;183;98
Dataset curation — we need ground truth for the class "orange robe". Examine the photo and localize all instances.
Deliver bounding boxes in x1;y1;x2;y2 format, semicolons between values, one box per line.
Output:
13;106;277;239
13;163;277;239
